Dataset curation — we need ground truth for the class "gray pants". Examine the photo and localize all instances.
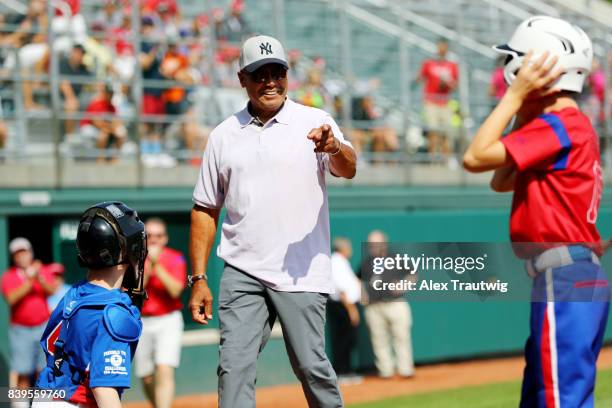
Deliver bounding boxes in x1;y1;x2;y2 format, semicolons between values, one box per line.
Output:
218;264;343;408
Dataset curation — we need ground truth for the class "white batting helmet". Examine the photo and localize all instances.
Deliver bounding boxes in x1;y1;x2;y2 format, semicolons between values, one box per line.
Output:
493;16;593;93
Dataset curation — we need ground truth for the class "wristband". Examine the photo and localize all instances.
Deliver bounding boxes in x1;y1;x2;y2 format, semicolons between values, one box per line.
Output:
188;274;208;287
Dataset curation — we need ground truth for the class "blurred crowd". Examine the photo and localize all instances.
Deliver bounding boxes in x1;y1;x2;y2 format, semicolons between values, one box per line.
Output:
0;0;406;167
0;0;254;165
0;0;610;168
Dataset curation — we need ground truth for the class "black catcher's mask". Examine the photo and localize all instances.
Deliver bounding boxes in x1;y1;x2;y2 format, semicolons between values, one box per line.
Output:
76;201;148;308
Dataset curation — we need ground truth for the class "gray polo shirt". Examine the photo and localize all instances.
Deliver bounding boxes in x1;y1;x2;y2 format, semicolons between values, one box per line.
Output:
193;98;352;293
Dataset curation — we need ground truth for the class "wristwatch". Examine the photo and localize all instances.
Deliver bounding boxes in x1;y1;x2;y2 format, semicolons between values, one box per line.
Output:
188;274;208;287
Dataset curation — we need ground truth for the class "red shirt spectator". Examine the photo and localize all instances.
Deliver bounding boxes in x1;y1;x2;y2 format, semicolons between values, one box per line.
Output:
490;66;507;101
2;266;53;326
80;97;116;127
419;58;459;105
134;218;185;408
3;237;57;389
142;247;186;316
142;0;179;16
111;28;134;56
109;16;134;56
589;68;605;104
418;39;458;106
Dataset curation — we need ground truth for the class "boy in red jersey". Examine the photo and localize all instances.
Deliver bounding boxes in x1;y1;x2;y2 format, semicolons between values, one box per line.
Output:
464;16;609;408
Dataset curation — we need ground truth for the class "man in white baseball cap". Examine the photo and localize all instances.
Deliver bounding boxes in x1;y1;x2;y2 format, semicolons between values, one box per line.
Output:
239;34;289;73
9;237;33;255
2;237;57;404
190;34;356;407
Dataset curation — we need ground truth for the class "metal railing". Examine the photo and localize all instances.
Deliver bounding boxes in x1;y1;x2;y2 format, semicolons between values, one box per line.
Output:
0;0;610;188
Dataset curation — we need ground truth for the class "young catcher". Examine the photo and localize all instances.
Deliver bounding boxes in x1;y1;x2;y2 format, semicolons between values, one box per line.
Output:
464;16;609;407
33;202;147;408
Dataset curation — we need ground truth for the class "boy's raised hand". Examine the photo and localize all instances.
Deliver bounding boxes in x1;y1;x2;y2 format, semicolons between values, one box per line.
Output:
507;50;565;101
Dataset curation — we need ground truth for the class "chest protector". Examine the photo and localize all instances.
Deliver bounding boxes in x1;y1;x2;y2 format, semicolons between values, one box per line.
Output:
44;289;141;386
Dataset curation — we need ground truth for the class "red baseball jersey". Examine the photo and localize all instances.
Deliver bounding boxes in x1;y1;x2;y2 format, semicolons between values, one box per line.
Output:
502;107;602;256
142;247;186;316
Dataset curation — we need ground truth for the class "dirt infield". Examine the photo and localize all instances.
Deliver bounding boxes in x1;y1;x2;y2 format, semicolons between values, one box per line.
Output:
125;347;612;408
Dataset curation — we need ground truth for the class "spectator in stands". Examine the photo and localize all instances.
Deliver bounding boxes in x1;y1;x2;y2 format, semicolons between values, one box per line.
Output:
312;55;326;71
1;1;47;55
1;238;57;400
46;263;71;312
59;44;90;136
1;0;49;111
80;83;127;163
160;37;193;117
350;95;399;161
590;58;606;111
360;230;415;379
175;13;212;87
181;107;209;166
140;36;194;167
296;68;329;110
415;38;459;162
328;237;362;384
112;83;136;119
0;13;7;49
142;0;180;19
582;58;605;131
80;21;115;79
110;13;136;81
287;49;308;92
189;13;209;42
51;0;87;55
489;55;507;107
140;16;166;157
153;0;181;39
211;7;226;41
186;39;208;86
92;0;123;34
134;218;186;408
218;0;251;43
0;120;7;155
216;45;241;88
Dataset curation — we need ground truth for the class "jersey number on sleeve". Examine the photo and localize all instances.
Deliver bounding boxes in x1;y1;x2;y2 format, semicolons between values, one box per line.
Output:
587;161;603;224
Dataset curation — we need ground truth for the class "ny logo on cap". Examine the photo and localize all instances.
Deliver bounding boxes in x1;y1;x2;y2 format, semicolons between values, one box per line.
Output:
260;42;273;55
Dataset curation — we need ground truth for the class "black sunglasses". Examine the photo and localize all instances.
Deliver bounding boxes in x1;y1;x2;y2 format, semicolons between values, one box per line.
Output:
247;65;288;83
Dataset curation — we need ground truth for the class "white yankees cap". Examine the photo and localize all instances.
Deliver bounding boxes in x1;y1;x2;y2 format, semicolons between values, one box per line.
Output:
239;35;289;73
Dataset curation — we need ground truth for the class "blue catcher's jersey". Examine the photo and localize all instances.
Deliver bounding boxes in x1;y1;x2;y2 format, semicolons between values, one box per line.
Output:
36;281;141;406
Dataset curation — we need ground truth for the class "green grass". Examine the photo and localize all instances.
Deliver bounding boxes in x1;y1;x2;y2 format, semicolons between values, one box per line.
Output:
349;368;612;408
